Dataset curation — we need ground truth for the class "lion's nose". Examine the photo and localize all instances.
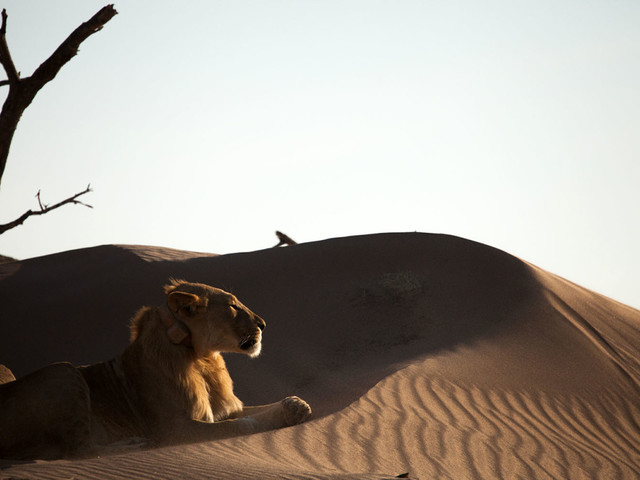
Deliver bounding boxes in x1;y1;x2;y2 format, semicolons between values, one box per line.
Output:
256;316;266;331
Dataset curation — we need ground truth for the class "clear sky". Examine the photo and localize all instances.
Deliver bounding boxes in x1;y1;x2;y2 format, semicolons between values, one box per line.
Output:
1;1;639;308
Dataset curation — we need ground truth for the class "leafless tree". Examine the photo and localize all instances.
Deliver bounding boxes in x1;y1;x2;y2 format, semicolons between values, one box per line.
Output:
0;5;117;235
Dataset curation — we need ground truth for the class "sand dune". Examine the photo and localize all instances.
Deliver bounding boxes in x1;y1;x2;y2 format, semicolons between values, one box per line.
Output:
1;233;639;479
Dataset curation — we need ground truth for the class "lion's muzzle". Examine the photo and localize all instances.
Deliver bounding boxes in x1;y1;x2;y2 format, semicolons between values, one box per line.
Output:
239;330;263;357
238;314;265;356
240;337;258;350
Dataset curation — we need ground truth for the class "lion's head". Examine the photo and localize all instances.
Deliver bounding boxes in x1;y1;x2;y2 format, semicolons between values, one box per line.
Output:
161;280;266;358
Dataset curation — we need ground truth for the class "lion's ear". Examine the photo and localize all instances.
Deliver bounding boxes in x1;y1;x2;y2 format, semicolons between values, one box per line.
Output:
167;291;203;316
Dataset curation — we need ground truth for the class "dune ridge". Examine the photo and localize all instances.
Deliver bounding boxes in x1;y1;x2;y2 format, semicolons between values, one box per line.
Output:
1;233;639;479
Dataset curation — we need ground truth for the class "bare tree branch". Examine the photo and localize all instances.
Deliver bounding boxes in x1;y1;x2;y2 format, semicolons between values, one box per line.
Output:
0;185;93;235
0;9;20;86
29;5;117;88
0;5;117;189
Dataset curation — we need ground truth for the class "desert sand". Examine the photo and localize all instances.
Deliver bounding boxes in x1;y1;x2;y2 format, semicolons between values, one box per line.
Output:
1;232;639;479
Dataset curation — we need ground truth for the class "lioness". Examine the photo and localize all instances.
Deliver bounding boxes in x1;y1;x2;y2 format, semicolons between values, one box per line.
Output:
0;280;311;460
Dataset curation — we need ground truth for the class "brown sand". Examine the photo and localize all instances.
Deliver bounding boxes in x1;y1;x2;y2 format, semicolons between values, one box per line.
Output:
1;233;639;479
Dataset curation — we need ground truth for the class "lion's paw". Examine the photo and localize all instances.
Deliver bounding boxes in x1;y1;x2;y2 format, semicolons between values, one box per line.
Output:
281;396;312;426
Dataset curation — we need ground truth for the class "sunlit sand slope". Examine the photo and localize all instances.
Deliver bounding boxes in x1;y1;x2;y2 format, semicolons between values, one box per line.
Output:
1;233;639;479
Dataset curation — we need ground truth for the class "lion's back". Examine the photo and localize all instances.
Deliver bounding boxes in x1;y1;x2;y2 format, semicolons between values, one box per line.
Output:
0;362;92;460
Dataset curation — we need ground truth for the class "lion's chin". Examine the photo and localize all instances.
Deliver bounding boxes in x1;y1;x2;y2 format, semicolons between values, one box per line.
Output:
245;342;262;358
239;337;262;358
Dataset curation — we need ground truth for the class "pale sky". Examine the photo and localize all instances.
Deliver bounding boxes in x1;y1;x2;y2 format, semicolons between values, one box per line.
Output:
1;1;639;309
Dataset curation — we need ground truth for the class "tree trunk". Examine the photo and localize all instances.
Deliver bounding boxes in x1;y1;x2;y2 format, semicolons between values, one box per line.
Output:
0;83;39;185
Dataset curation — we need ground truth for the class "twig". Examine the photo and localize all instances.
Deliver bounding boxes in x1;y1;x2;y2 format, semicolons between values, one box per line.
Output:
0;184;93;235
36;189;45;210
0;9;20;85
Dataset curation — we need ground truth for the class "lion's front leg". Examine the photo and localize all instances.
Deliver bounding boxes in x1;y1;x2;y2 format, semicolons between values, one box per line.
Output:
168;397;311;444
228;401;279;418
233;396;312;429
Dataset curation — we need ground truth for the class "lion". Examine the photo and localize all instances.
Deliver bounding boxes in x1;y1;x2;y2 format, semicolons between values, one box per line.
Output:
0;280;311;460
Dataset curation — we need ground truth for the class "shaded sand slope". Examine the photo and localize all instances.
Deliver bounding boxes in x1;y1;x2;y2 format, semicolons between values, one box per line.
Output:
1;233;640;479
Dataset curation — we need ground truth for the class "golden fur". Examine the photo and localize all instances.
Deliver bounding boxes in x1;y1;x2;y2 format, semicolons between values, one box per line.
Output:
0;281;311;460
